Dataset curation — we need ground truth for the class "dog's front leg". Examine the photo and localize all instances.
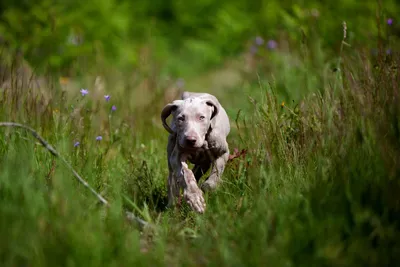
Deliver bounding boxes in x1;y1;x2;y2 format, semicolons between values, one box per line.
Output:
201;150;229;192
181;158;206;213
170;146;206;213
167;135;180;209
167;171;180;208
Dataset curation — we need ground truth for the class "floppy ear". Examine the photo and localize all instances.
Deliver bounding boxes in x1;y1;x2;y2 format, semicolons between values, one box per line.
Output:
205;98;220;122
161;100;183;134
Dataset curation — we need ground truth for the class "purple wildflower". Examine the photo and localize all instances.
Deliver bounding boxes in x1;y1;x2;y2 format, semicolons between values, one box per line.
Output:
80;89;88;96
255;36;264;46
74;141;80;147
104;95;111;102
111;105;117;111
96;136;102;141
176;78;185;89
386;48;392;55
387;18;393;25
250;45;258;54
267;40;278;50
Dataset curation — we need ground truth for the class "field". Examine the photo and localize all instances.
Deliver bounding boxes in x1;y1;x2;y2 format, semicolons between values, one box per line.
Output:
1;1;400;266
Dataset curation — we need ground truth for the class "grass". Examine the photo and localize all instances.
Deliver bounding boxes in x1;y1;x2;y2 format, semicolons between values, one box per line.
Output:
1;23;400;267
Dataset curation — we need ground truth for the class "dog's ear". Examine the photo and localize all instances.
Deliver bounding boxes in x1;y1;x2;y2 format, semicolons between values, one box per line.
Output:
204;98;219;120
161;100;183;133
204;98;220;127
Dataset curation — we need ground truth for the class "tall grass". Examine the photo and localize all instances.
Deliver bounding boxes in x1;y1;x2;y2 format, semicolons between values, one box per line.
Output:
1;24;400;266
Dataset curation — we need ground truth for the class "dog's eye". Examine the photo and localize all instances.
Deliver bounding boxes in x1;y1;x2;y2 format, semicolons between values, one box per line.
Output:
199;116;205;120
178;116;185;122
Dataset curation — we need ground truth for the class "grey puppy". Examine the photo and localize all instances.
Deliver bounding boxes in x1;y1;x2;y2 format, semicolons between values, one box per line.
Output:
161;91;230;213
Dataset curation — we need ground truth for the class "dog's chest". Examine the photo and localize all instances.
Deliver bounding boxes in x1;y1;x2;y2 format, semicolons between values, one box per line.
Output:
186;148;210;165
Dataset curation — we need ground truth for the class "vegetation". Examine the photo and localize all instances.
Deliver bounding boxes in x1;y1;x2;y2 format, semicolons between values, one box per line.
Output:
0;0;400;266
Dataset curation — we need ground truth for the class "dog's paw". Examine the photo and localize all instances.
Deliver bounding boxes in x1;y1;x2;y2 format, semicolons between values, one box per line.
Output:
184;188;206;213
200;182;211;192
201;180;217;192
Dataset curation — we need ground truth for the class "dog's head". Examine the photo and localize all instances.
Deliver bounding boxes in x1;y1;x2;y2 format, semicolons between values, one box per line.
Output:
161;97;219;149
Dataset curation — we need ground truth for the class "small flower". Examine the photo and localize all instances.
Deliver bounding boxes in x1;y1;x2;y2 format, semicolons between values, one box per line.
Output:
104;95;111;102
111;105;117;111
255;36;264;46
267;40;277;50
387;18;393;25
80;89;88;96
386;48;392;55
176;78;185;89
96;136;102;141
281;101;285;107
250;45;258;54
74;141;80;147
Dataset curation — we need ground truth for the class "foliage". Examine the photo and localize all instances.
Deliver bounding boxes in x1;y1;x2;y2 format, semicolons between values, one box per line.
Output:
0;0;399;75
1;0;400;266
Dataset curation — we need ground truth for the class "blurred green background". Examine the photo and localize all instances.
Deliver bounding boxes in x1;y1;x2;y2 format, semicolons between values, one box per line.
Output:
0;0;398;77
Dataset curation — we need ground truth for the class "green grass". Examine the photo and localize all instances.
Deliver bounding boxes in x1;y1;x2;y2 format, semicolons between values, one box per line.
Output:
1;27;400;267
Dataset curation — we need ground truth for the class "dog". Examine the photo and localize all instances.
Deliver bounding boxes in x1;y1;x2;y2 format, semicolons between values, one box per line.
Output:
161;91;230;213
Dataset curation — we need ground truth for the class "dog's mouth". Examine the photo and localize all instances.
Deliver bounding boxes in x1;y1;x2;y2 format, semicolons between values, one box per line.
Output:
179;143;200;150
178;141;204;150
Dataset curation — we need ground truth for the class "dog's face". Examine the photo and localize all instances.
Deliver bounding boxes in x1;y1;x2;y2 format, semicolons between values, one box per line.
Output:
161;95;220;149
172;98;215;149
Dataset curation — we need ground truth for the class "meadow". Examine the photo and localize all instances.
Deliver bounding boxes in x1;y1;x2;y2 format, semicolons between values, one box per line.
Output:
1;1;400;266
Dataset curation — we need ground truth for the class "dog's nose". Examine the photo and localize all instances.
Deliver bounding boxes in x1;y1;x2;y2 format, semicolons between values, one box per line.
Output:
185;136;197;146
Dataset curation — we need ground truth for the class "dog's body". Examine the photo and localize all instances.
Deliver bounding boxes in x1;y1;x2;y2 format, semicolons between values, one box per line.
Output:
161;91;230;213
